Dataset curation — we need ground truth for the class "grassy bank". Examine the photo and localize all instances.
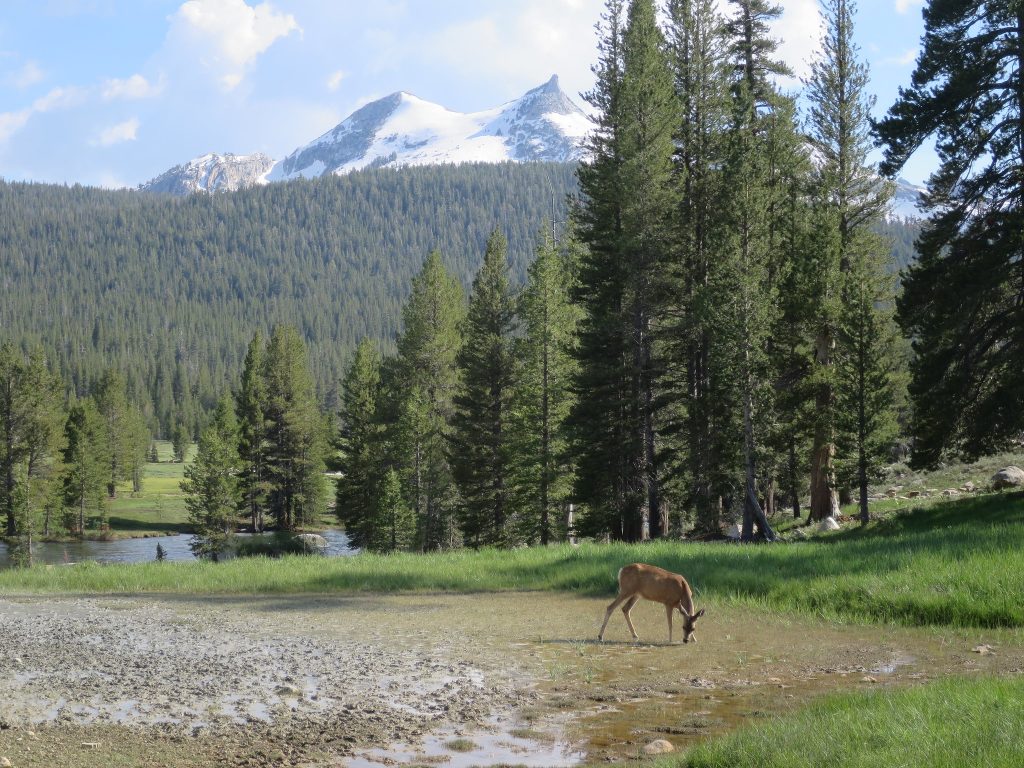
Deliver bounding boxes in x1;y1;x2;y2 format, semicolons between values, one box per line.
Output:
2;492;1023;628
667;676;1024;768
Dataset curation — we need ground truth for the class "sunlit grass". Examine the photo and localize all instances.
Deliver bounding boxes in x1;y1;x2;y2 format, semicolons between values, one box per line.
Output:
664;677;1024;768
3;492;1023;628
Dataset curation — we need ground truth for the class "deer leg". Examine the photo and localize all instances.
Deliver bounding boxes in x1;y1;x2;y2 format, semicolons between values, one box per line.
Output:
599;594;629;641
665;604;674;643
622;595;640;641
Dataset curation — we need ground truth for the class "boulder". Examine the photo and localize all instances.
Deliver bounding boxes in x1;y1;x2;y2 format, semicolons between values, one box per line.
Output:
941;489;959;497
1;757;11;767
790;528;809;540
992;466;1024;490
643;739;675;755
818;517;841;532
961;481;976;493
293;533;329;554
725;523;742;540
906;490;920;498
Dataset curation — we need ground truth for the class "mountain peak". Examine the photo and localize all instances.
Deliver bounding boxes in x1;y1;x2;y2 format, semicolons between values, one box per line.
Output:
143;76;590;193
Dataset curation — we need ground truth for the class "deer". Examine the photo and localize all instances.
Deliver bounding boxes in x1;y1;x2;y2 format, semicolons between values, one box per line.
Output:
598;563;704;644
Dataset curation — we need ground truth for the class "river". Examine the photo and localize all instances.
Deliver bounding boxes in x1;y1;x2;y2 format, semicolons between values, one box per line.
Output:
0;529;355;569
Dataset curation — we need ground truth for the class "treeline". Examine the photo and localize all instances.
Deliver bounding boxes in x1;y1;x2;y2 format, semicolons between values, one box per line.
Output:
0;344;149;559
336;0;907;549
0;163;578;438
0;160;916;443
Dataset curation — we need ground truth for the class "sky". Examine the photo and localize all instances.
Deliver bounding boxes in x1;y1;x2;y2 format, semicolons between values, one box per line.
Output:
0;0;934;189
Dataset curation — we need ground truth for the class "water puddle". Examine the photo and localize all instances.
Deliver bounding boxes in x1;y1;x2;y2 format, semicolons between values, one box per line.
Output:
347;715;584;768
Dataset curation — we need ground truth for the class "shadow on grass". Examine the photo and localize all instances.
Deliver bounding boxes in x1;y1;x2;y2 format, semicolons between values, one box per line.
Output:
106;516;192;534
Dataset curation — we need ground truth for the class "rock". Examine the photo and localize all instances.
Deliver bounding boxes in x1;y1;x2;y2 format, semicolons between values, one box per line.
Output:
818;517;841;532
292;533;329;553
961;481;976;493
790;528;809;540
992;466;1024;490
725;524;742;540
941;489;959;497
1;757;11;767
972;644;995;656
886;487;900;497
276;684;303;696
643;739;674;755
906;490;920;498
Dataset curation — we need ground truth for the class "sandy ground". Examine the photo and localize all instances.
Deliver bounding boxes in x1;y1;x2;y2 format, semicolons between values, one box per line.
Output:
1;592;1023;767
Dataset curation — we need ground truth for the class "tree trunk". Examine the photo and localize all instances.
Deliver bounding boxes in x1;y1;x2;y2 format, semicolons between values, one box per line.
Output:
809;330;840;521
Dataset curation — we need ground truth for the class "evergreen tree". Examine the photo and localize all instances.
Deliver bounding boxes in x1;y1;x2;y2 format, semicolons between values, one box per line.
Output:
236;332;269;531
394;251;465;550
665;0;734;534
875;0;1024;465
93;369;136;498
572;0;677;540
335;339;383;548
510;228;582;544
262;325;328;530
171;422;191;463
369;468;415;552
61;399;107;536
804;0;892;520
835;250;903;522
451;229;518;547
0;346;65;549
183;397;241;559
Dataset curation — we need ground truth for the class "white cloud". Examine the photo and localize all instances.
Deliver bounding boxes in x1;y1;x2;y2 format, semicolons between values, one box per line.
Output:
892;47;918;66
102;74;163;101
94;117;140;146
0;109;32;142
8;60;45;89
326;70;345;92
169;0;301;90
771;0;823;82
895;0;924;14
427;0;603;103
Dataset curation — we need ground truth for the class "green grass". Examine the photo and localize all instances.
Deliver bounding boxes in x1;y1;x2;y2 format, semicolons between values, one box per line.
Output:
664;677;1024;768
3;491;1024;628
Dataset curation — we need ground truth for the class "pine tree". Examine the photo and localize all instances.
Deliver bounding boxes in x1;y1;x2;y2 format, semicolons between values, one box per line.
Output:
451;229;517;547
369;468;415;553
171;422;191;463
236;332;269;531
61;399;107;536
262;325;327;530
835;249;903;522
665;0;733;534
875;0;1024;465
93;369;141;498
804;0;892;520
183;397;241;559
335;338;383;549
572;0;677;540
510;228;582;544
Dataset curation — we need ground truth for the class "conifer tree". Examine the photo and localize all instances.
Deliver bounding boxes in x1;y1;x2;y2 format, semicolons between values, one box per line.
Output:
171;422;190;463
572;0;677;540
510;228;582;544
335;338;383;548
394;251;465;549
183;397;240;559
236;332;269;531
875;0;1024;465
262;325;327;530
804;0;892;520
62;399;107;536
451;229;517;547
370;468;415;553
665;0;734;534
93;369;141;498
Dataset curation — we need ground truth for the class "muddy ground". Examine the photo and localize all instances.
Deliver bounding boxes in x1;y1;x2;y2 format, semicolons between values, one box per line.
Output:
1;592;1022;767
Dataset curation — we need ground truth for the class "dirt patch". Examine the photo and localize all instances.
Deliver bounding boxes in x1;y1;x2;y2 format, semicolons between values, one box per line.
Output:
1;592;1023;767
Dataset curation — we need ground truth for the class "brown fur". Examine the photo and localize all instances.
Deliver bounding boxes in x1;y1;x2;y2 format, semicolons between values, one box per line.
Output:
597;563;704;643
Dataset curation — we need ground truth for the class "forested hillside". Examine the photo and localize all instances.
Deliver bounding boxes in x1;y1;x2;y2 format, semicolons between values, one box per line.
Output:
0;163;577;435
0;161;916;438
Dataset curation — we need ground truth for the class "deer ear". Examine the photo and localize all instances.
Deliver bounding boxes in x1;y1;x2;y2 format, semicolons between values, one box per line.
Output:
694;608;705;619
678;604;691;619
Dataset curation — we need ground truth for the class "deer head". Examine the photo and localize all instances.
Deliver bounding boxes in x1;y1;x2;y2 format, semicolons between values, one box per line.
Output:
679;606;705;643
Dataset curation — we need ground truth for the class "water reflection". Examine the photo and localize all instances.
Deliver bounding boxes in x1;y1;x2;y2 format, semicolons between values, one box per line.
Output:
0;529;354;569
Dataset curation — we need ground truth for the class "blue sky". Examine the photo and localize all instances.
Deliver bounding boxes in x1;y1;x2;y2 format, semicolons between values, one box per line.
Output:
0;0;932;188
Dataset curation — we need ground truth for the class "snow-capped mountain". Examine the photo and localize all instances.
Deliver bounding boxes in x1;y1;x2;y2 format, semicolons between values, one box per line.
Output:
890;177;927;221
141;75;590;194
141;152;276;195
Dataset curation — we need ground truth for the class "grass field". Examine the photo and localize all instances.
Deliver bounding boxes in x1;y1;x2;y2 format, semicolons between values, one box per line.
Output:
5;490;1024;629
103;446;191;537
665;676;1024;768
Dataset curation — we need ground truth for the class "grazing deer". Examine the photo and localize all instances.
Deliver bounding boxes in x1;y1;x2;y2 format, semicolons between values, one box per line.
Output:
598;563;704;643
